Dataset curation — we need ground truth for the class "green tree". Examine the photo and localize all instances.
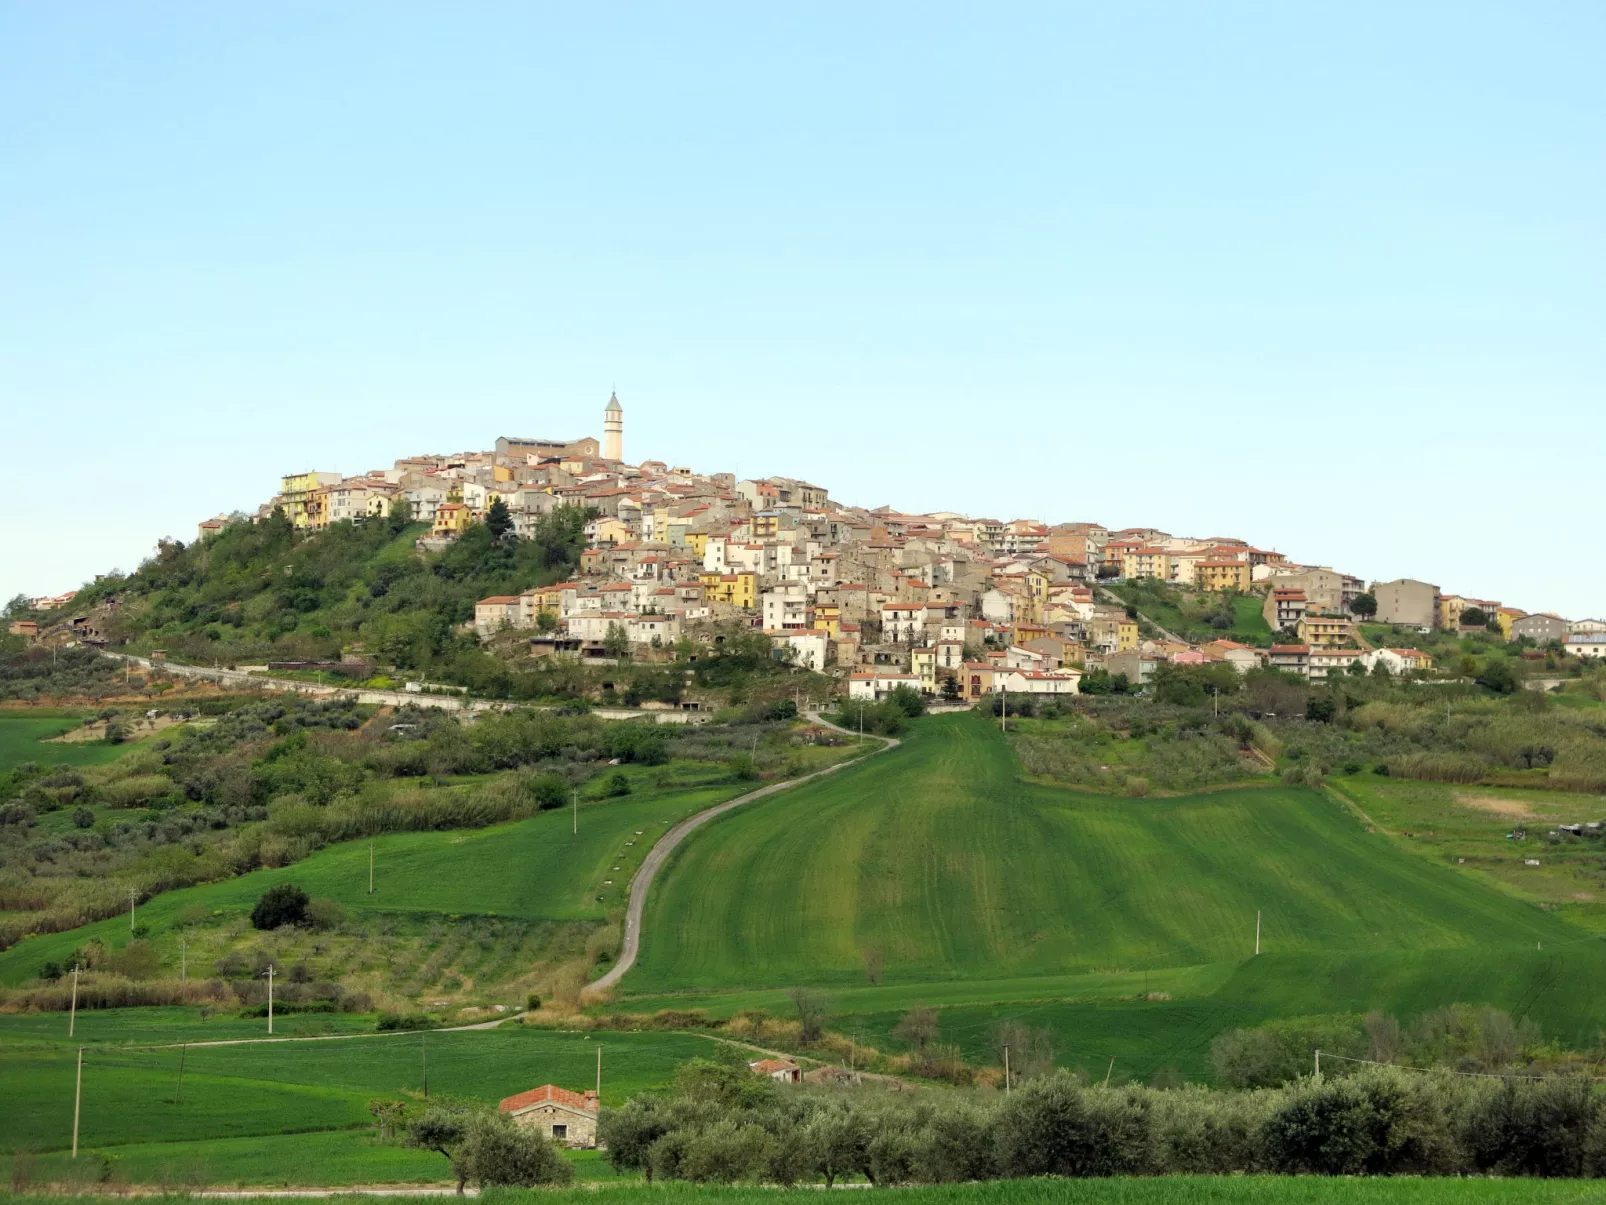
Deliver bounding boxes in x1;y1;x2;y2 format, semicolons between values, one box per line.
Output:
407;1108;471;1193
251;883;310;930
456;1112;573;1188
1461;606;1489;628
940;674;961;703
485;498;513;541
1476;657;1518;694
887;683;926;717
388;496;413;531
603;622;630;659
1351;593;1378;620
534;608;559;634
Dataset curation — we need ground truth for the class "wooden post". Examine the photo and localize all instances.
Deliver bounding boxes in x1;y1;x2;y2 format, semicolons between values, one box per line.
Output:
1003;1045;1011;1096
1103;1056;1115;1088
1255;910;1261;956
72;1046;84;1158
266;964;274;1034
596;1045;602;1103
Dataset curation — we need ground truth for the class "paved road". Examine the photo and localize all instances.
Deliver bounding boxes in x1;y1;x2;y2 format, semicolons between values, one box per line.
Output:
587;713;900;993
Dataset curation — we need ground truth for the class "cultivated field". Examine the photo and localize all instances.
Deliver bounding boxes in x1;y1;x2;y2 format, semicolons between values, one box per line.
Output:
0;1008;709;1182
618;713;1606;1077
0;774;751;987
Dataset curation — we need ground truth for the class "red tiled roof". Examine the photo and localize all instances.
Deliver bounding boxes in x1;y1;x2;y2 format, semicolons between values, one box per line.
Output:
499;1084;598;1114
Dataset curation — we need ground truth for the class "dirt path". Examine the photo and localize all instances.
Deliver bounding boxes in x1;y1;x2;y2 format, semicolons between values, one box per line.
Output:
587;713;899;993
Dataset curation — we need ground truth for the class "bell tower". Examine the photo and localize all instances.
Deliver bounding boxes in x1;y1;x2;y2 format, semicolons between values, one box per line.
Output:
603;392;623;462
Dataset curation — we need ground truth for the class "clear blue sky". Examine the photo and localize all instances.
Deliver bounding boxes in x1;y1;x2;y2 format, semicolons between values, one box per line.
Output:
3;3;1602;615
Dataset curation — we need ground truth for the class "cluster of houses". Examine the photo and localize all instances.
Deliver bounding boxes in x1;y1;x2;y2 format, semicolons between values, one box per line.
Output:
163;395;1606;697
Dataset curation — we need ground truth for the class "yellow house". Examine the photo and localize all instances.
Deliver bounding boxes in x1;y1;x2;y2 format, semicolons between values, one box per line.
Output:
811;603;841;640
1117;617;1139;651
1494;607;1524;639
592;517;633;545
1297;614;1356;647
432;502;472;538
700;572;757;609
492;464;514;483
751;513;781;538
278;471;342;529
1195;560;1251;593
684;531;712;559
911;646;937;693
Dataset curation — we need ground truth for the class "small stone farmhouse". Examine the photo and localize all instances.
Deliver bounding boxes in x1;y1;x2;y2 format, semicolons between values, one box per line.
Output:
498;1084;600;1147
750;1057;802;1083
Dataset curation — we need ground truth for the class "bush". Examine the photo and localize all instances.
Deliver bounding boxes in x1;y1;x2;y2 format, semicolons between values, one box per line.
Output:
1262;1068;1455;1175
456;1111;574;1187
996;1073;1151;1177
250;882;309;930
71;806;95;829
305;897;347;931
601;771;632;797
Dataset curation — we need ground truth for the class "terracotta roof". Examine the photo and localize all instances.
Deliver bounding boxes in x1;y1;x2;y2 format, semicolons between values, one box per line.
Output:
477;596;521;605
500;1084;598;1114
1269;644;1311;654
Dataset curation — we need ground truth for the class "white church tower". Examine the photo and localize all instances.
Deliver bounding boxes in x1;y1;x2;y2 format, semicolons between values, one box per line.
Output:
603;391;623;462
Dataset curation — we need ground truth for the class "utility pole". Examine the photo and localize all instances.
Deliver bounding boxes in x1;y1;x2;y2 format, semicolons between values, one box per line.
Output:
72;1046;84;1158
265;964;275;1034
1003;1045;1011;1096
1103;1057;1115;1088
572;789;578;836
128;888;139;933
369;842;375;895
1000;688;1008;733
1255;910;1261;956
69;966;79;1037
596;1045;602;1103
1314;1049;1322;1081
422;1033;428;1098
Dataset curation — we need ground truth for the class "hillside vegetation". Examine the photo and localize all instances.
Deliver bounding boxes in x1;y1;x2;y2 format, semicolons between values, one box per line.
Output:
56;507;588;692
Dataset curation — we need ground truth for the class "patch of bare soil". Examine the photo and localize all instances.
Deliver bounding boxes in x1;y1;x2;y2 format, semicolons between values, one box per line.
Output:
1455;793;1536;820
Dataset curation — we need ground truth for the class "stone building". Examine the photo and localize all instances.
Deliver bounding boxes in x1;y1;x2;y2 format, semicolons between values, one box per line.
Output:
498;1084;599;1148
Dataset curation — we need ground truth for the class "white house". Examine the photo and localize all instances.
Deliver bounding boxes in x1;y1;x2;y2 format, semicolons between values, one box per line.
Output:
848;671;923;701
767;628;829;670
1566;636;1606;659
762;584;810;632
993;667;1081;695
980;589;1015;625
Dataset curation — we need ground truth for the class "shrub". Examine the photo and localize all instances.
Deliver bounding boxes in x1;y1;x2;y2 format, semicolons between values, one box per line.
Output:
602;771;632;797
305;897;347;931
1262;1068;1456;1175
72;806;95;829
250;882;309;930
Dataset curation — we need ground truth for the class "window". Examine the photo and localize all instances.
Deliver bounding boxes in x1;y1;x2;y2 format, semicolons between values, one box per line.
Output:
552;1124;567;1140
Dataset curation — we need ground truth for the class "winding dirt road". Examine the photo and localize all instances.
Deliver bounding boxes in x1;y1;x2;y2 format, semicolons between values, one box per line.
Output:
586;713;900;993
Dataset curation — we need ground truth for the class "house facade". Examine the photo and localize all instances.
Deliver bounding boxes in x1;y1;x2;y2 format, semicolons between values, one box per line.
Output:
499;1085;599;1147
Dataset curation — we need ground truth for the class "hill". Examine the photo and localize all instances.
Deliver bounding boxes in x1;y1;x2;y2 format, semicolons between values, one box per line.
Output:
616;712;1606;1080
49;506;590;695
627;713;1571;991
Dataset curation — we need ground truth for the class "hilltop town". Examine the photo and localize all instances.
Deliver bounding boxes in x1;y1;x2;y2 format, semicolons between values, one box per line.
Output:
12;393;1603;694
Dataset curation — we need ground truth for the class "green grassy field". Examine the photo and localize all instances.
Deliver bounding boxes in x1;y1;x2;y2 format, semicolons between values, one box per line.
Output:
7;1178;1606;1201
627;713;1574;992
0;776;750;986
1330;776;1606;928
0;713;134;776
612;713;1606;1080
0;1009;715;1158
